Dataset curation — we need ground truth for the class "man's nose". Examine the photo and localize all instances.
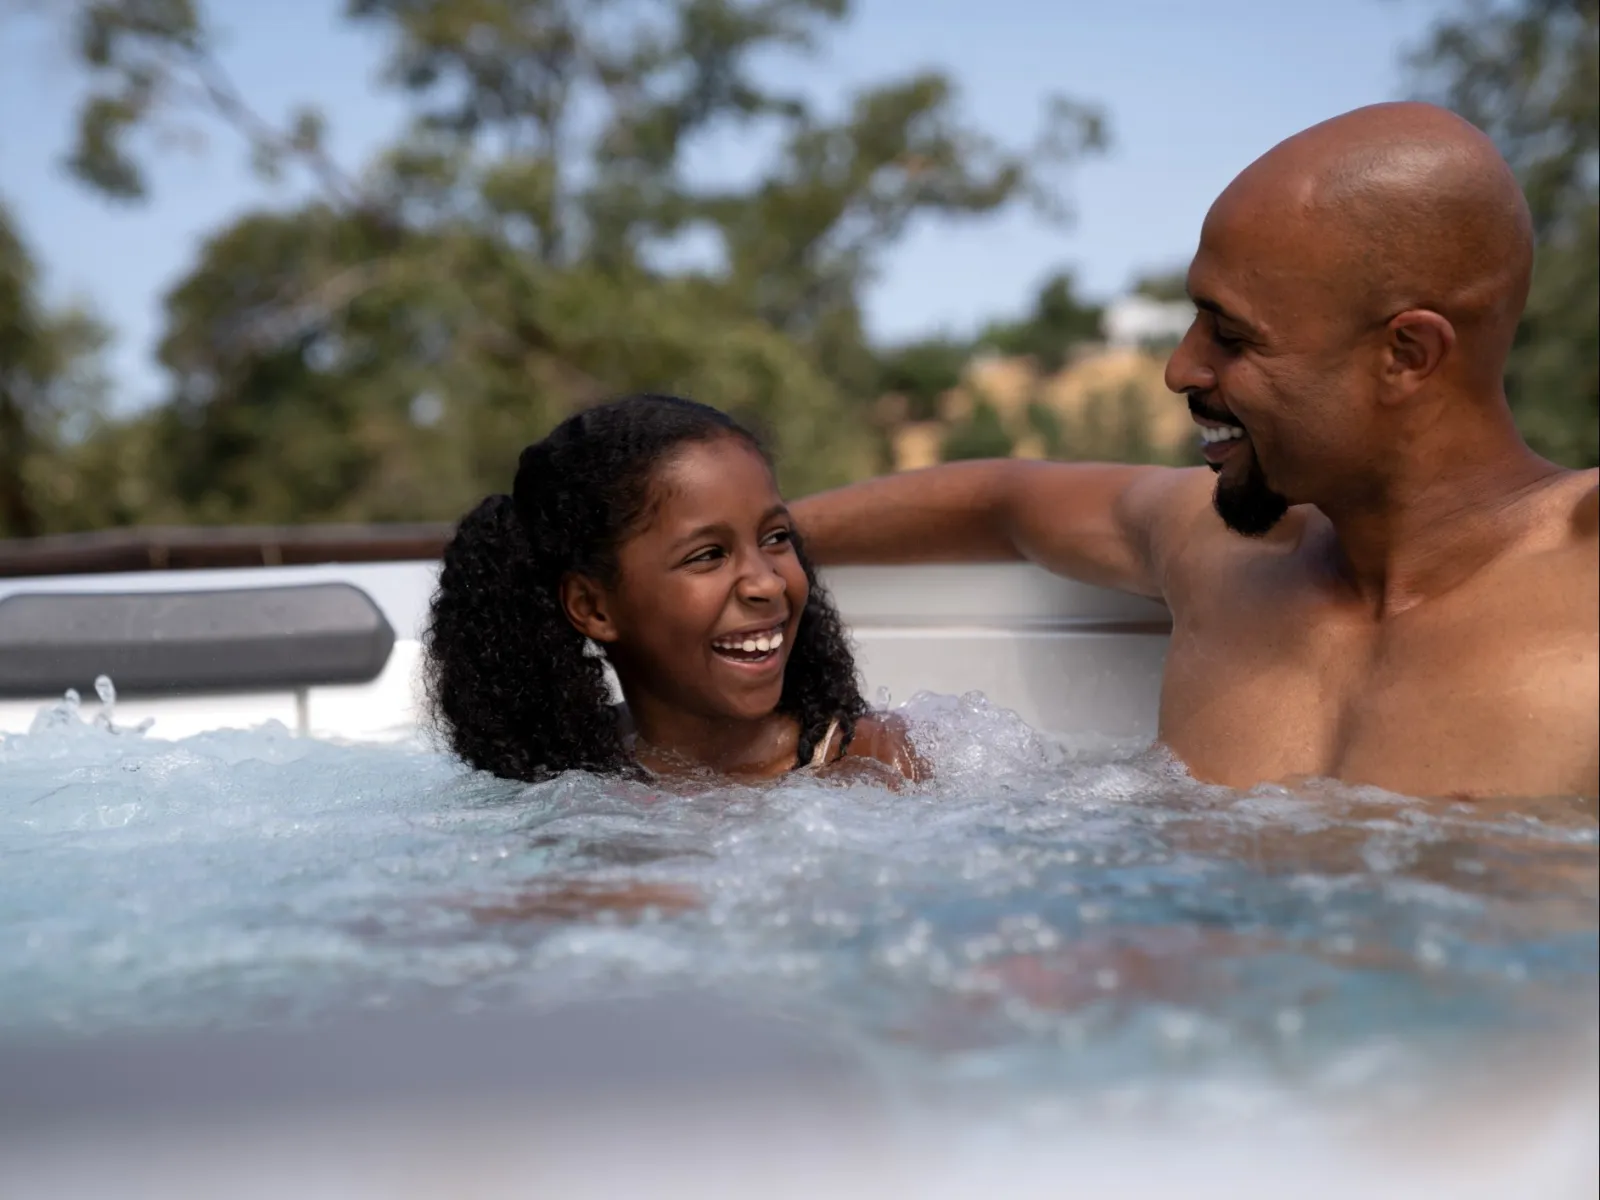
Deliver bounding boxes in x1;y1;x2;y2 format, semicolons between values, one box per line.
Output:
1164;320;1216;396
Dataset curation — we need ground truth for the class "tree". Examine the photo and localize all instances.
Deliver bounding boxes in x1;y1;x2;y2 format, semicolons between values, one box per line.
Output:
940;396;1012;462
977;270;1103;373
875;336;970;421
0;201;111;538
1409;0;1599;467
49;0;1109;519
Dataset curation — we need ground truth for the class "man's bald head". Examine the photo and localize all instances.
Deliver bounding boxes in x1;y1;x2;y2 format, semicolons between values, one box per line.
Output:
1205;102;1533;374
1168;103;1541;535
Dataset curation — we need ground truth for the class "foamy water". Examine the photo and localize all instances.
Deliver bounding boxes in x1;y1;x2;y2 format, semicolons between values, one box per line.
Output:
1;687;1594;1138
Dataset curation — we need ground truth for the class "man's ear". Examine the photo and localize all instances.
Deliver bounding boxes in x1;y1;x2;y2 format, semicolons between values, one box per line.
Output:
560;573;619;644
1382;309;1455;402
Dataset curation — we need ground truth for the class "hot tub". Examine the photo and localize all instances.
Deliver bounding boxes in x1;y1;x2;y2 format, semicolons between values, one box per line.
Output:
0;532;1592;1198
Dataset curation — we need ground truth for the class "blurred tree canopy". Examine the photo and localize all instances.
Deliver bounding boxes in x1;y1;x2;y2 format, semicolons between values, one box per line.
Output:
1410;0;1599;467
975;270;1103;374
0;202;112;538
35;0;1106;522
8;0;1595;538
871;270;1105;426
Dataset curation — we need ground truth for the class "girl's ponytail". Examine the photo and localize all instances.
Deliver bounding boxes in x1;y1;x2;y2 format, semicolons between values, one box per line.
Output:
423;491;627;782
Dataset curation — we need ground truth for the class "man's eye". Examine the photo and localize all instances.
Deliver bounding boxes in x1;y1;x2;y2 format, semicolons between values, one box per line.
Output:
1210;321;1244;350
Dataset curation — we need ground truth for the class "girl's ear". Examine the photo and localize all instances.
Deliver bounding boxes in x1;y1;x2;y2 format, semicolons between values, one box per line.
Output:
560;573;619;643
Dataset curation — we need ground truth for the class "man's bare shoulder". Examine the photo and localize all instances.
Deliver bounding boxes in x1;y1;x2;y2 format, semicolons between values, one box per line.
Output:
1564;468;1599;541
1115;463;1218;515
1508;466;1600;565
1127;467;1309;582
1111;466;1225;579
1543;468;1599;597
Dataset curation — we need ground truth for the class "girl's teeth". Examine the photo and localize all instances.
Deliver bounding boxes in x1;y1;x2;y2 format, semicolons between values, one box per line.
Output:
714;627;784;653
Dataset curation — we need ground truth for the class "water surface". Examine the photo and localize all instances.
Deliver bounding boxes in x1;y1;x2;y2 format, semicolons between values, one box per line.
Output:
2;689;1594;1131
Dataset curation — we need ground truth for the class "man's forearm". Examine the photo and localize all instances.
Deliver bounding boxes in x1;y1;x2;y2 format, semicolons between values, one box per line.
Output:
790;460;1024;565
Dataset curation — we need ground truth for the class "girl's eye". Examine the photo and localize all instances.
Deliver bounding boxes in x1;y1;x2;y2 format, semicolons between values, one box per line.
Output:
762;528;793;548
684;546;726;566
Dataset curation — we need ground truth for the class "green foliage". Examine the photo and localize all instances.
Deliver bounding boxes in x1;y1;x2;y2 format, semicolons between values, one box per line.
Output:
1060;384;1156;465
940;397;1013;462
875;337;968;421
29;0;1592;539
978;270;1102;373
0;202;113;537
1410;0;1599;467
1024;397;1064;457
32;0;1106;526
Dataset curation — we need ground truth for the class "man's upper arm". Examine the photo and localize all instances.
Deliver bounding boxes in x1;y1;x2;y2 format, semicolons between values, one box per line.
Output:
998;462;1212;599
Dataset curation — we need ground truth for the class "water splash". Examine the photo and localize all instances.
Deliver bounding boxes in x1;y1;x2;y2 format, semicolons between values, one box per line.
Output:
24;677;154;741
91;674;117;732
0;689;1593;1134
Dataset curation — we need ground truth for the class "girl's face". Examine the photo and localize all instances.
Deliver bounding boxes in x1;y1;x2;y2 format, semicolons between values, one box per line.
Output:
567;436;809;727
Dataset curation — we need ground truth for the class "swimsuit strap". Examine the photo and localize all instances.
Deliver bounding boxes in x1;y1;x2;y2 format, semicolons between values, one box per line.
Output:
808;717;843;769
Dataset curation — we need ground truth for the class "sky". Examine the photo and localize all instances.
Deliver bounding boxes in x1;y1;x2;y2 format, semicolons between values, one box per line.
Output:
0;0;1459;411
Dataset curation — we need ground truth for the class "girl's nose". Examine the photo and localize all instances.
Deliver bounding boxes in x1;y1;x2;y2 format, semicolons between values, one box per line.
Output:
737;557;786;603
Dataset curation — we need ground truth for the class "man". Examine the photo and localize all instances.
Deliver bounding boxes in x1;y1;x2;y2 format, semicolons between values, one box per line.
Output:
794;103;1598;801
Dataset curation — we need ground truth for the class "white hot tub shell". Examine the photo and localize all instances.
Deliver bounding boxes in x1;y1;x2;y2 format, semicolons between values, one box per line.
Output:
0;562;1171;744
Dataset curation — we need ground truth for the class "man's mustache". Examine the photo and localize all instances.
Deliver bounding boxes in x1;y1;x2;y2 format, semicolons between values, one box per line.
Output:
1186;391;1236;426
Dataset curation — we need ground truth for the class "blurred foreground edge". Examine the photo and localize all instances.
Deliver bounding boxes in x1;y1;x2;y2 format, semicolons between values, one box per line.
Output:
0;524;455;578
0;990;1592;1200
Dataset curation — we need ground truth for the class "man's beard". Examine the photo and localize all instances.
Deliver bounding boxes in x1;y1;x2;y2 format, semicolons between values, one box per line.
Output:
1212;445;1289;536
1187;390;1290;536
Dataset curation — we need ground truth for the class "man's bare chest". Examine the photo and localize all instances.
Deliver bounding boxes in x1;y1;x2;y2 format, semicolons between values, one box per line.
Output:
1156;563;1598;797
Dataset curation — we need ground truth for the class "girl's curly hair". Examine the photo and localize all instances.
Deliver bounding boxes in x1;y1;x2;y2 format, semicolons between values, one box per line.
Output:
424;393;867;783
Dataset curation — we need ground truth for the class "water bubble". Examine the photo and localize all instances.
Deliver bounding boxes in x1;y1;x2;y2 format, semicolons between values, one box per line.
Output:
1158;1010;1199;1047
1415;939;1447;969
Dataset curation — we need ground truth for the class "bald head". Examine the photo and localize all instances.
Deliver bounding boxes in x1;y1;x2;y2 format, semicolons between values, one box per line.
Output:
1207;102;1534;373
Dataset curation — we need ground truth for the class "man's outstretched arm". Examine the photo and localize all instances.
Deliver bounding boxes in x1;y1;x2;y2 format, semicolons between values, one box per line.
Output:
791;459;1210;599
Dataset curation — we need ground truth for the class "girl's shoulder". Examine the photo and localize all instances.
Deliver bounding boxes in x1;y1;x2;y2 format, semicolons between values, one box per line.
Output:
833;712;927;784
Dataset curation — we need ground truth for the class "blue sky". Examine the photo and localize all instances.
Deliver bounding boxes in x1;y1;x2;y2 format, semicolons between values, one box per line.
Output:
0;0;1457;410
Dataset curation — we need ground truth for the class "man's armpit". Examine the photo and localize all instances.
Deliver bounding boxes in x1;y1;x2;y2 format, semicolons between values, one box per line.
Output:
1115;467;1216;600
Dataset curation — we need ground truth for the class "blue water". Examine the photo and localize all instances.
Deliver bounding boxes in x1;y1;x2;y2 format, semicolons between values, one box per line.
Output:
1;689;1594;1125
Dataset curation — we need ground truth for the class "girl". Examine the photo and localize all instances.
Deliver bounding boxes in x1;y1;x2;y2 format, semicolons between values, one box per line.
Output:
425;394;919;784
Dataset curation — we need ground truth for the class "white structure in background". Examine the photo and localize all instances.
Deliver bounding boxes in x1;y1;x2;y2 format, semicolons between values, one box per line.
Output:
1102;294;1194;348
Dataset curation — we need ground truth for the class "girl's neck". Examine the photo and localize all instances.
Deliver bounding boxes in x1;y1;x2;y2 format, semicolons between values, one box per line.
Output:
619;695;799;779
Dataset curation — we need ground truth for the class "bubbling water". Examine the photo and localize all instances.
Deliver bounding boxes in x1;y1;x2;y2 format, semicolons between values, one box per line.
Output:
0;687;1594;1131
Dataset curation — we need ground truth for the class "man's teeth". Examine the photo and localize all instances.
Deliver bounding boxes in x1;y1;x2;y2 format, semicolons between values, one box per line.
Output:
1198;423;1246;444
713;627;784;653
